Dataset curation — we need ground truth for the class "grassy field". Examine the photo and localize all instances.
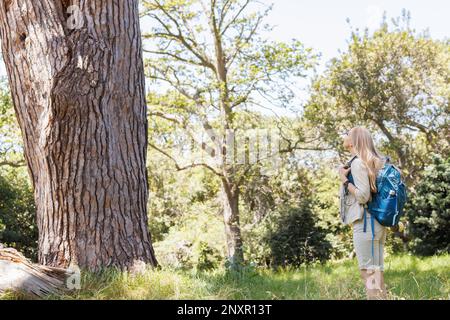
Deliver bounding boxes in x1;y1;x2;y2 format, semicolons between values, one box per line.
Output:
1;254;448;300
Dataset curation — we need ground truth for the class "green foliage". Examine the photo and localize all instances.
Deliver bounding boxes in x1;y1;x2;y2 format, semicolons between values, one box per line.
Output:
310;165;354;259
143;0;319;207
305;15;449;183
385;233;408;255
147;136;222;241
196;240;223;271
152;203;226;271
0;172;37;260
0;80;36;260
0;81;15;129
407;154;450;256
267;204;333;268
143;0;318;117
0;81;24;167
242;163;333;267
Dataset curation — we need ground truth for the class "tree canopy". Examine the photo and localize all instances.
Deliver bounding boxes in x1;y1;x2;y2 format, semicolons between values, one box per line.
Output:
305;15;449;182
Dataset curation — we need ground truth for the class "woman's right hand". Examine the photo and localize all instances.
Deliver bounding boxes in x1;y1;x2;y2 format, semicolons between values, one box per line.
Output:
339;166;351;183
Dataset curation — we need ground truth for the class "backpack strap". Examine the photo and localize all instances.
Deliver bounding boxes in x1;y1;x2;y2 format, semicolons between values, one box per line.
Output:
347;155;358;167
363;207;367;233
392;192;399;226
371;214;375;259
345;156;358;193
363;207;376;263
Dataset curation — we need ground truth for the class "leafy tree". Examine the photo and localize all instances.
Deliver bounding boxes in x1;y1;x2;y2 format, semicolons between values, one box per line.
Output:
0;81;25;169
0;173;37;260
142;0;319;265
407;154;450;256
305;13;450;183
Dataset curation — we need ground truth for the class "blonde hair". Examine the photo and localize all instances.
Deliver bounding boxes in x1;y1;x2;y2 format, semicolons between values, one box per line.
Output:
349;127;384;193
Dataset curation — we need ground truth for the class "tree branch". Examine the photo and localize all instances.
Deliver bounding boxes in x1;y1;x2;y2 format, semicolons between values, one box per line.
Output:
0;159;26;168
148;142;223;177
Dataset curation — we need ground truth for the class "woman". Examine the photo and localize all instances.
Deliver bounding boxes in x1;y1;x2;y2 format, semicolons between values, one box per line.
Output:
338;127;387;300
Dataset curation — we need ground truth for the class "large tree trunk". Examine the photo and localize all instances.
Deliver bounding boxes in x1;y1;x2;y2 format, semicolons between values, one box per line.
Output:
0;1;157;270
221;183;244;266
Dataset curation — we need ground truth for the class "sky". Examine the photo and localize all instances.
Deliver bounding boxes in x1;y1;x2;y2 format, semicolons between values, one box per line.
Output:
260;0;449;66
0;0;449;77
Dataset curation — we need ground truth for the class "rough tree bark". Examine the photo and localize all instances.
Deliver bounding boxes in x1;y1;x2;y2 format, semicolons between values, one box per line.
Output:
0;0;157;271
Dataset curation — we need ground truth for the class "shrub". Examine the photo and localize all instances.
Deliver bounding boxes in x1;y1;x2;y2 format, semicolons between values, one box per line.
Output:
196;241;223;271
152;204;226;270
244;200;333;268
242;164;335;267
0;173;38;260
406;154;450;256
267;202;333;268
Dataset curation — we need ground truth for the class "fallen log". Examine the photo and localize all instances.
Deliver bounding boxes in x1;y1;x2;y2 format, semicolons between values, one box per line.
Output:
0;244;72;298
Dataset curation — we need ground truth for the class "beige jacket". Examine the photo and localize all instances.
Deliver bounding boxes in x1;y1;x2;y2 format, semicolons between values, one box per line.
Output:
339;157;372;225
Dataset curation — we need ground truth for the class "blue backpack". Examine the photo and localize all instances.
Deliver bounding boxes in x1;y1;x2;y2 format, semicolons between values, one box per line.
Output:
348;157;407;227
367;158;407;228
347;156;407;258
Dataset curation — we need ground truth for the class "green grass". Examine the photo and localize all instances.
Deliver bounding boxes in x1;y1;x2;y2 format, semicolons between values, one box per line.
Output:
2;254;448;300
